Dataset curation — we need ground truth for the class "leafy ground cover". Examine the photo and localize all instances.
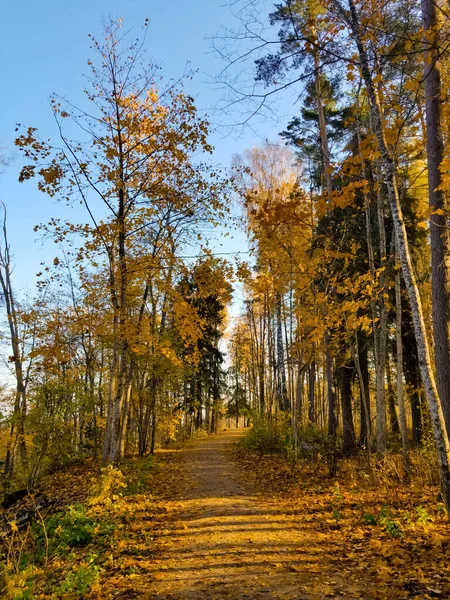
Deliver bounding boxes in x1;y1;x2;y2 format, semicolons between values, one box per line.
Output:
2;428;450;599
0;451;184;599
232;432;450;599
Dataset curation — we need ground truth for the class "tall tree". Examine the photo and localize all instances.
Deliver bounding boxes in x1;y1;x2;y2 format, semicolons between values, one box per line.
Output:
0;205;30;479
16;20;230;464
421;0;450;436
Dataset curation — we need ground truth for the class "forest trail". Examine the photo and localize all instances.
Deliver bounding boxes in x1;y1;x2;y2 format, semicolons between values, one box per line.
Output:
139;429;368;600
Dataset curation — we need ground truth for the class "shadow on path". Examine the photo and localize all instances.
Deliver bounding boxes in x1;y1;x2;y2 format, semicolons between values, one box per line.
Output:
117;429;371;600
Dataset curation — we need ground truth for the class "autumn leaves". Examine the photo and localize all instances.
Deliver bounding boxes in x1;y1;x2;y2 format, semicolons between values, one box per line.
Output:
9;20;233;477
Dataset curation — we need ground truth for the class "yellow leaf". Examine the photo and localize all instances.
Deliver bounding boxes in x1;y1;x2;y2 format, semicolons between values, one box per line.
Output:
10;520;18;532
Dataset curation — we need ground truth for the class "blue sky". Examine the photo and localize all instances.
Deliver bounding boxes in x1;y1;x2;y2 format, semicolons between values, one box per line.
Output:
0;0;296;295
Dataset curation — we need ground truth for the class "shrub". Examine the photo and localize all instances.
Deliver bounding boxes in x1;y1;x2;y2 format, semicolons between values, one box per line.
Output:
33;503;113;562
240;417;287;454
378;506;404;538
60;561;101;598
88;465;127;507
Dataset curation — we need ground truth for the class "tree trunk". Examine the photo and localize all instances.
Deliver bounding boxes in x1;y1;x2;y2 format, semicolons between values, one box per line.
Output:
374;161;388;457
395;247;410;478
386;354;400;436
356;105;386;455
312;37;337;437
402;314;423;445
422;0;450;436
296;363;304;426
325;331;336;436
357;331;371;447
340;360;355;455
0;207;28;479
308;360;316;423
275;292;290;411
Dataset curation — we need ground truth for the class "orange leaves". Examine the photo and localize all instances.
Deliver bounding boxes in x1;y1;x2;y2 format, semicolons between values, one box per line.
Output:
173;298;204;349
17;164;36;182
158;341;182;367
36;162;65;197
191;256;234;305
235;260;252;283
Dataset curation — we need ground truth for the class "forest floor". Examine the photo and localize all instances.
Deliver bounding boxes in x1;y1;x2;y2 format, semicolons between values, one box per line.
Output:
99;429;450;600
3;428;450;599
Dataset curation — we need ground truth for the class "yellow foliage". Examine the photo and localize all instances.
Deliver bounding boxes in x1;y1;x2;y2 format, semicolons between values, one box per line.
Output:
88;465;127;507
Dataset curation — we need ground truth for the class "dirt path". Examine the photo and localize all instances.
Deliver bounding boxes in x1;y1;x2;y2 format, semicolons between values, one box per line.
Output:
140;429;370;600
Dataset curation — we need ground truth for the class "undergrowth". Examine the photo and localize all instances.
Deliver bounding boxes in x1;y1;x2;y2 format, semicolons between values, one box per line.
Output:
235;420;445;541
0;462;151;599
239;417;289;454
238;417;344;475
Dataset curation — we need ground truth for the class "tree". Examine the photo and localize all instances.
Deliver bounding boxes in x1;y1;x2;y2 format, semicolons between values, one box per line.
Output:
421;0;450;436
0;204;31;480
177;255;233;432
16;19;230;464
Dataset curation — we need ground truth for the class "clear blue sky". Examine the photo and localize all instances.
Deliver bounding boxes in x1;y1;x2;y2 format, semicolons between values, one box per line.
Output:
0;0;295;294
